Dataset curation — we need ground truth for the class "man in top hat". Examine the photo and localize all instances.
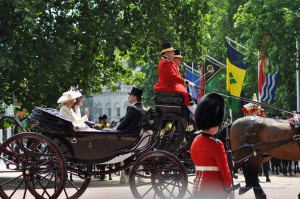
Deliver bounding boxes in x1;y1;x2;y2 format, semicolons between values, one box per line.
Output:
190;92;232;198
173;49;183;68
154;42;196;114
117;87;146;131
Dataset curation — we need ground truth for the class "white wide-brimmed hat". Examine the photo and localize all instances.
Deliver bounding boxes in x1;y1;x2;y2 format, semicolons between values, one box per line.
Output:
57;91;82;103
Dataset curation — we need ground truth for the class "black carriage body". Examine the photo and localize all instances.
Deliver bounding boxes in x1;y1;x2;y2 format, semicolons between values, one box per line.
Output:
29;107;153;164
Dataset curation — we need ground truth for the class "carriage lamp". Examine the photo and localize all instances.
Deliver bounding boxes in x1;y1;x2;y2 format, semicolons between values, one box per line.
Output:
88;141;93;149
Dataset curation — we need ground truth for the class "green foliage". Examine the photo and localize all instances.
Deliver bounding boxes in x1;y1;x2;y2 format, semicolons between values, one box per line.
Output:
1;0;299;118
234;0;300;115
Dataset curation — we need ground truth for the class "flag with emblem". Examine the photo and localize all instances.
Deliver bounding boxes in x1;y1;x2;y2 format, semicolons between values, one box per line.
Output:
199;59;224;98
226;42;248;97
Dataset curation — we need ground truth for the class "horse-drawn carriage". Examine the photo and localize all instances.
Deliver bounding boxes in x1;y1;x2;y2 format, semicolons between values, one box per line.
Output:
4;89;298;199
0;92;195;199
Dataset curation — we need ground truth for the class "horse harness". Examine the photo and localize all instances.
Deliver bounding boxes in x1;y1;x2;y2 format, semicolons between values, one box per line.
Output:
233;116;300;165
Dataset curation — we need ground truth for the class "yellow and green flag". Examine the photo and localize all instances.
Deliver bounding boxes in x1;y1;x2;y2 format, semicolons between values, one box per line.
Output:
226;43;248;97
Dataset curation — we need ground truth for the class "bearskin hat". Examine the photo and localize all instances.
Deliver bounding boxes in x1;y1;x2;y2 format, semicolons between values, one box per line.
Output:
194;92;225;130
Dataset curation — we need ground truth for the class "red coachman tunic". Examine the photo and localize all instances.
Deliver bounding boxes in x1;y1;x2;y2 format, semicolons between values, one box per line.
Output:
153;56;190;106
190;133;232;198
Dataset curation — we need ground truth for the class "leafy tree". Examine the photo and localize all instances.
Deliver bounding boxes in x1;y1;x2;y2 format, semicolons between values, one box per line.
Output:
1;0;299;119
234;0;300;116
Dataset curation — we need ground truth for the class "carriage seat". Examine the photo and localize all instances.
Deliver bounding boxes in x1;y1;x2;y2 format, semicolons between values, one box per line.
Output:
153;91;184;106
29;107;74;133
153;91;189;117
29;107;154;136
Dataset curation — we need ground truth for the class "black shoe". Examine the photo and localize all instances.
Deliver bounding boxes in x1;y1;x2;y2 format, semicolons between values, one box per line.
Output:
239;186;252;195
266;178;271;182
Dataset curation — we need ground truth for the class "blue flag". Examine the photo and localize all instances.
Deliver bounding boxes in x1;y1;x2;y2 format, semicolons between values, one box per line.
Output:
261;69;280;103
185;68;200;101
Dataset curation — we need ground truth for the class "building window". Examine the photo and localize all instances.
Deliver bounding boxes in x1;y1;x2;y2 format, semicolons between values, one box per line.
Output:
99;108;102;117
108;108;111;116
117;108;120;116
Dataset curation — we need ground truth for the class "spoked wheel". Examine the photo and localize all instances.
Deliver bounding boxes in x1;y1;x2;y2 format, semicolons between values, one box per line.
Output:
60;163;91;199
0;133;66;199
129;151;188;199
155;113;186;153
48;136;91;199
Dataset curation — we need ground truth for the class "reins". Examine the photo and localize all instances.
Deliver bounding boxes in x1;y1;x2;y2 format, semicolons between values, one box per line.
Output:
233;135;299;165
195;86;294;114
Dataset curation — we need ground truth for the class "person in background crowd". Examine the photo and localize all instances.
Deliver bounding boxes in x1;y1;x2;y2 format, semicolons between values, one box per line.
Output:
190;92;232;198
154;42;197;114
95;115;110;130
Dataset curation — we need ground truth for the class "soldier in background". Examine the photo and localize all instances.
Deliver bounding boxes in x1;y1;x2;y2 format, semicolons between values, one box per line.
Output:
95;115;110;130
242;93;265;117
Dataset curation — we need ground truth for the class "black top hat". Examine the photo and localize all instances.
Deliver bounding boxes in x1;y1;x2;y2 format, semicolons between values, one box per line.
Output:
174;49;183;58
161;42;174;54
128;87;143;97
194;92;225;130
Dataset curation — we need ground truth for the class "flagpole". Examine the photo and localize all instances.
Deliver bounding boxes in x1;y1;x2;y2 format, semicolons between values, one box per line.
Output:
206;55;226;69
257;51;261;103
195;86;293;114
296;38;300;112
182;62;200;75
226;36;248;51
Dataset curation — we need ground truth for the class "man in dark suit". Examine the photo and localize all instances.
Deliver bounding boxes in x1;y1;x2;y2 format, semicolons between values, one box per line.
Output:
117;87;146;131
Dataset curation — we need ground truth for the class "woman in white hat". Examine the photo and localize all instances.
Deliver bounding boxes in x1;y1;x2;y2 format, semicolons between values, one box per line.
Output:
57;90;90;130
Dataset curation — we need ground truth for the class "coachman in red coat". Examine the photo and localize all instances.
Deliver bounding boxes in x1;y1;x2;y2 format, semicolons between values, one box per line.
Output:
154;42;195;107
190;93;232;198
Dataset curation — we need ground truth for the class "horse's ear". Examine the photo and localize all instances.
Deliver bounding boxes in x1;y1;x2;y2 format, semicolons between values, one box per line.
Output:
195;92;225;130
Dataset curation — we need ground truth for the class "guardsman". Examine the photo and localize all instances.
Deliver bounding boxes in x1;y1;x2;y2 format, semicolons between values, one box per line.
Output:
242;93;265;117
190;92;232;198
154;42;196;114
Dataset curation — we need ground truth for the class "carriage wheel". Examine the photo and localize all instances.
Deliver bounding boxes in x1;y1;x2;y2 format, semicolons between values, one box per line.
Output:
129;151;188;199
60;163;91;199
48;136;91;198
0;133;66;199
155;113;186;153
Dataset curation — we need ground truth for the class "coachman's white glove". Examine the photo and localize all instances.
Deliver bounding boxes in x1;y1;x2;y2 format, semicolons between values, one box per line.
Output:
189;81;195;87
185;80;195;87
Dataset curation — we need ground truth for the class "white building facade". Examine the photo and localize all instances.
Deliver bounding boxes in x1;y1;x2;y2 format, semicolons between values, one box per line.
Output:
91;85;132;124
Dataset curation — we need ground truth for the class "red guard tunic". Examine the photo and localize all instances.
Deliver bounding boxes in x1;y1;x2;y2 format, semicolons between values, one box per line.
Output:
242;107;265;117
190;133;232;198
154;56;190;106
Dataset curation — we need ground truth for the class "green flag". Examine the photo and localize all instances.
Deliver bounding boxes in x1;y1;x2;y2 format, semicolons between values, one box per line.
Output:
226;97;240;113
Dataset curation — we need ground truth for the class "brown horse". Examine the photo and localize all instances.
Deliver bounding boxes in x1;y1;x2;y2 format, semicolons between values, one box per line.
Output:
230;116;300;199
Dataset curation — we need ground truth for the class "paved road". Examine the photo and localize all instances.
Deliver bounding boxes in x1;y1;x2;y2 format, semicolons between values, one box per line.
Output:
1;169;299;198
67;172;300;199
